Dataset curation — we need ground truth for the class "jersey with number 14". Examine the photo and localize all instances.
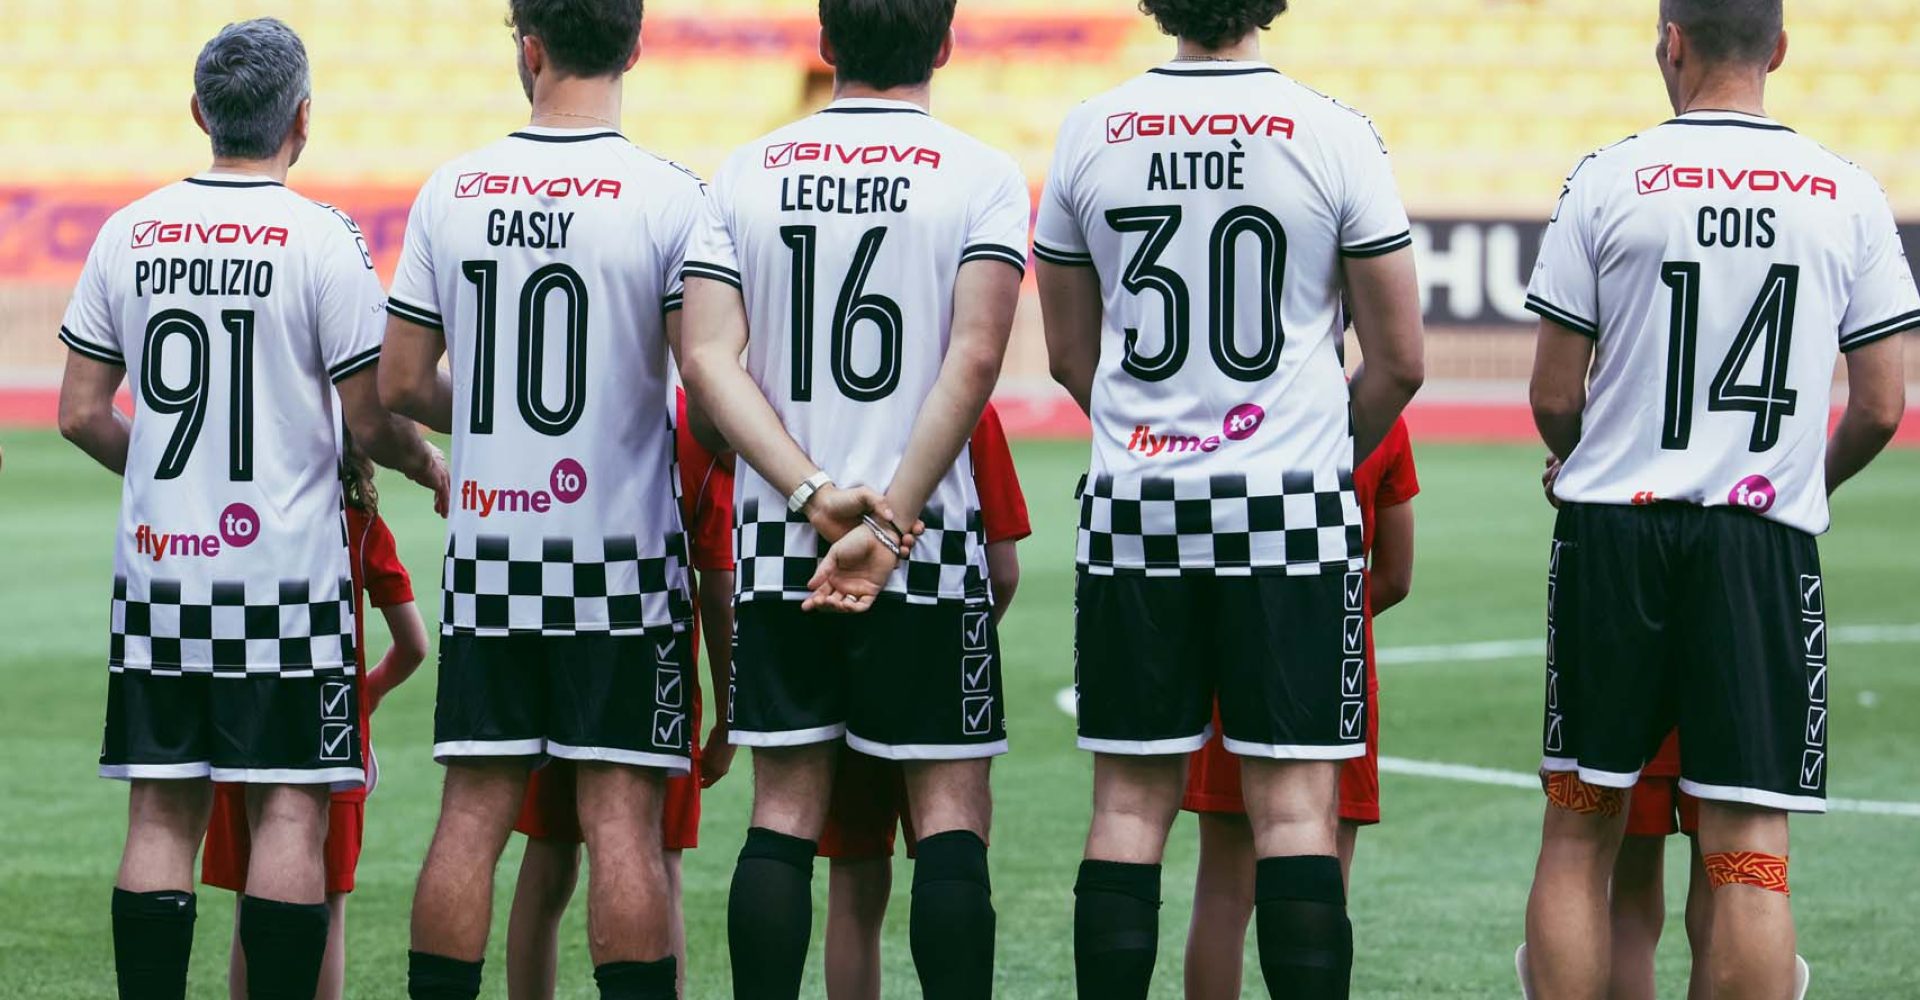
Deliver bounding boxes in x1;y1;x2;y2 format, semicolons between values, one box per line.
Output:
1528;111;1920;536
683;98;1032;606
1035;62;1413;577
59;174;384;674
389;128;704;636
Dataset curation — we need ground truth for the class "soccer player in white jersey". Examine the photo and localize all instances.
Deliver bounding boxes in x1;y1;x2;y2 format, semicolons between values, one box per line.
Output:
678;1;1028;995
1519;2;1915;998
54;19;446;1000
378;3;704;998
1033;1;1426;995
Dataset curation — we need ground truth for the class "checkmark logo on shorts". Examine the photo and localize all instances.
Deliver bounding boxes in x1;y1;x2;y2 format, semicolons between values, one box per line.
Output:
961;611;990;652
656;669;683;708
962;695;994;736
1343;615;1365;656
1799;575;1823;615
1802;619;1826;660
1339;701;1364;740
962;654;993;694
454;172;486;198
655;640;678;666
1545;713;1564;752
320;723;354;761
1807;663;1827;704
652;709;685;748
1805;706;1827;745
1341;658;1365;698
321;680;352;721
1344;572;1364;613
1799;749;1824;790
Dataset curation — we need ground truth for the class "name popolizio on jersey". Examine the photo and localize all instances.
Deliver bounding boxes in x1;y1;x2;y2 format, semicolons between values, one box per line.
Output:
129;502;260;562
459;458;589;518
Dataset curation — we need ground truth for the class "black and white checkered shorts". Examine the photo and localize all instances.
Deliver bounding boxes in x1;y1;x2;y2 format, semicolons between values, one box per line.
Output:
1076;470;1363;576
733;498;986;605
441;532;692;636
110;574;357;675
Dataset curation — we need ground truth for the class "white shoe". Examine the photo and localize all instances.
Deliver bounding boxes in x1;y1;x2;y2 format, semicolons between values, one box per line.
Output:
1795;954;1811;1000
1515;943;1537;1000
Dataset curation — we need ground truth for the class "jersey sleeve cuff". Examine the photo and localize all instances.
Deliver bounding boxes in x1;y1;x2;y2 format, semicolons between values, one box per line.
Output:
1525;295;1600;339
1840;308;1920;352
328;346;382;383
385;297;443;330
1340;231;1414;258
681;261;742;289
662;290;686;314
960;243;1029;276
59;326;125;366
1032;242;1093;267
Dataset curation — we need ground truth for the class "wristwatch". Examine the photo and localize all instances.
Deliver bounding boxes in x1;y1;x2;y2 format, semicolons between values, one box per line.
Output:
787;471;833;514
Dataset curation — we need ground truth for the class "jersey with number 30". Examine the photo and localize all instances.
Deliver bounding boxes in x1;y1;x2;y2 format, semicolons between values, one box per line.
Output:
60;174;384;674
1528;111;1920;536
684;98;1032;606
389;127;704;636
1035;62;1412;577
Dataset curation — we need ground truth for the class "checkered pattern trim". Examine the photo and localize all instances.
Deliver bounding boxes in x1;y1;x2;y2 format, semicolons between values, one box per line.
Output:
109;575;357;676
733;497;987;605
1076;470;1363;576
441;532;692;636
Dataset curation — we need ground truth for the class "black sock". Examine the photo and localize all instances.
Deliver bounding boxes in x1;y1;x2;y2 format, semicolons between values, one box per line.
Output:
111;887;196;1000
595;957;677;999
909;830;996;1000
237;895;330;1000
407;950;482;1000
727;827;816;1000
1072;859;1161;1000
1254;855;1353;1000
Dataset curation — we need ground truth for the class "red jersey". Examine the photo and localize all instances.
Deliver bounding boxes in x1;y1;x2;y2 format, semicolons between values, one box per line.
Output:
677;389;736;575
339;507;414;803
972;403;1031;546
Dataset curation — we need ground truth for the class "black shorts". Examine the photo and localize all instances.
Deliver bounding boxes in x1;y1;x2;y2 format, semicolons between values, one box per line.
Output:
1544;502;1826;812
729;597;1006;760
100;668;365;788
1074;569;1367;760
435;626;694;774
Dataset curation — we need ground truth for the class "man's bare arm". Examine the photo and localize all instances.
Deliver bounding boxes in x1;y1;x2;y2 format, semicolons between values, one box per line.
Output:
1036;260;1102;415
1530;319;1595;462
1827;334;1907;495
337;366;448;512
1343;248;1426;462
377;316;454;434
57;351;131;475
1369;501;1415;615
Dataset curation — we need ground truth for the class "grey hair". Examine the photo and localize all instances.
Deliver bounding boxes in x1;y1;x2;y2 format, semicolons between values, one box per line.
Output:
193;18;311;160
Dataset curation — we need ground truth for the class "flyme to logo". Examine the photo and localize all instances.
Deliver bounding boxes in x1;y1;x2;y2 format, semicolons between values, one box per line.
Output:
130;502;261;561
1125;403;1267;457
460;459;589;517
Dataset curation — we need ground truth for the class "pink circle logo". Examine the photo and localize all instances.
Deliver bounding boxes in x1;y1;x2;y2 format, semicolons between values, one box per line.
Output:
1222;403;1266;442
550;459;588;505
218;502;260;548
1728;475;1776;514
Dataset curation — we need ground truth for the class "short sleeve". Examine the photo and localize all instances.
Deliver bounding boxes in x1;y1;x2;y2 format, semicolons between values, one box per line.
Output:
1032;113;1092;267
58;219;125;365
682;157;742;289
656;167;707;314
360;515;415;608
959;158;1031;275
1373;420;1421;508
385;179;444;330
971;404;1032;545
1839;187;1920;352
312;205;387;384
1524;155;1603;338
1334;117;1414;260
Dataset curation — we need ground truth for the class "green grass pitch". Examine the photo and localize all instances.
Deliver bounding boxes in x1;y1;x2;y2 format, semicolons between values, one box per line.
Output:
2;429;1916;997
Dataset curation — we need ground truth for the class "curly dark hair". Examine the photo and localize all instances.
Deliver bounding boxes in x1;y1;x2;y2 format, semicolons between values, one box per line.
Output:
1138;0;1289;50
508;0;642;78
820;0;956;90
340;431;379;514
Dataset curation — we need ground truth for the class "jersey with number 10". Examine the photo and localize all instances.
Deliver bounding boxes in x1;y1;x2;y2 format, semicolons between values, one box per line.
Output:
684;98;1032;606
389;128;705;636
1035;62;1413;577
59;174;385;674
1528;111;1920;535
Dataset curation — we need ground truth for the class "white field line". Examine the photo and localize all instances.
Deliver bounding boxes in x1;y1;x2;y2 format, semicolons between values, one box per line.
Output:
1052;625;1920;818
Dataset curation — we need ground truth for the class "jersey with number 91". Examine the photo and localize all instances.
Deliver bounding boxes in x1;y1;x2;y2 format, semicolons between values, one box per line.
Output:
59;175;384;674
1035;62;1412;577
388;128;705;636
1528;111;1920;536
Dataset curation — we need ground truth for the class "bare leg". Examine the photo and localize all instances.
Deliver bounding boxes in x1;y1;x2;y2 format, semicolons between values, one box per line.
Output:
1085;754;1186;863
410;760;533;960
665;850;686;996
826;857;893;1000
574;762;671;964
1606;837;1665;1000
1335;820;1361;887
1695;802;1794;1000
728;743;840;998
118;779;213;893
244;784;331;905
316;894;347;1000
227;905;247;1000
505;837;581;1000
1183;813;1255;1000
1524;798;1628;1000
1684;838;1715;1000
750;743;840;838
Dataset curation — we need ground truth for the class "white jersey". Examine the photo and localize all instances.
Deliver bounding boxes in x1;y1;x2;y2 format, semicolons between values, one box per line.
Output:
60;173;385;675
1528;111;1920;536
389;127;704;635
1034;62;1412;576
685;98;1032;605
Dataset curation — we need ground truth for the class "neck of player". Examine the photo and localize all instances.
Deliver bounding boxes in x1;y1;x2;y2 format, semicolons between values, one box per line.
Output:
207;154;291;184
529;74;623;132
833;78;931;112
1676;66;1769;119
1174;31;1262;63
